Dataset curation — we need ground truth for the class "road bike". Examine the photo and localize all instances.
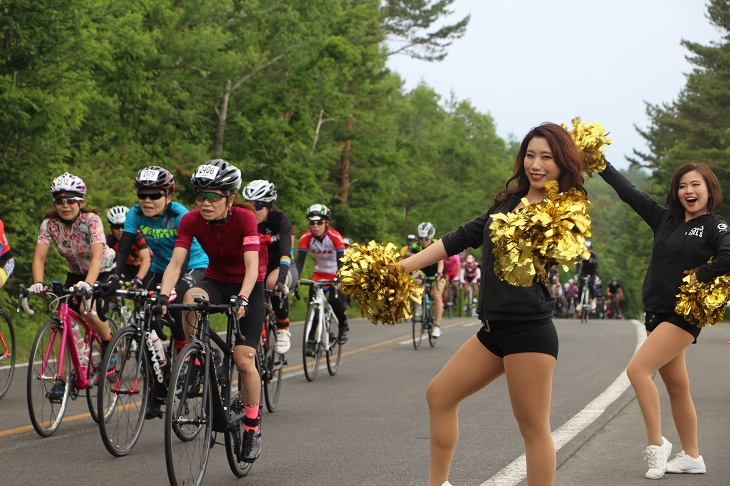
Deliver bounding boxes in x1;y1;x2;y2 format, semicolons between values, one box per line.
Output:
464;280;478;318
565;295;577;319
412;276;438;350
300;279;341;382
578;275;592;323
20;281;119;437
164;295;258;485
105;289;135;329
97;286;175;457
0;306;15;400
443;279;457;319
606;294;623;319
261;289;286;412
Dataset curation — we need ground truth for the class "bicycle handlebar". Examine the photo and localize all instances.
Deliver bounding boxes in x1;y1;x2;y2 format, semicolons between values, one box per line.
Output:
17;285;34;316
167;295;246;344
298;278;339;288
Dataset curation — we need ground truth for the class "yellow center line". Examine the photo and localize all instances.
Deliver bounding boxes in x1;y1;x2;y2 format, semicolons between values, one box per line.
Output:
1;319;473;438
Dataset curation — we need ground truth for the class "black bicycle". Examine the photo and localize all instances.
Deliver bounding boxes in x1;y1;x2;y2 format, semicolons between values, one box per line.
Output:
261;289;286;412
412;277;438;350
164;295;259;485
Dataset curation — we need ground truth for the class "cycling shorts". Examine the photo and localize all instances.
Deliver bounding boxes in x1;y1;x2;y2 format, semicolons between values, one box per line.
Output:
0;256;15;286
476;317;558;359
195;279;264;348
445;270;460;282
645;311;700;343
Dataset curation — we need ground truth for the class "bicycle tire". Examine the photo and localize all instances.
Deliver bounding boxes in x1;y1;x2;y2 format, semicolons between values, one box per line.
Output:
27;320;71;437
264;323;283;412
87;317;119;424
302;305;321;382
427;305;437;347
225;353;253;477
0;310;16;400
165;342;212;486
326;311;341;376
446;285;453;319
98;326;149;457
466;287;473;318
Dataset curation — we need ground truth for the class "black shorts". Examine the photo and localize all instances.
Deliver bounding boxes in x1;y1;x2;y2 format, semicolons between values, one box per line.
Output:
65;271;112;315
476;317;559;359
195;279;265;348
645;311;700;343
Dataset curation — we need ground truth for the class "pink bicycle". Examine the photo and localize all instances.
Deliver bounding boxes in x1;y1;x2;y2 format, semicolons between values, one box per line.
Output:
20;280;118;437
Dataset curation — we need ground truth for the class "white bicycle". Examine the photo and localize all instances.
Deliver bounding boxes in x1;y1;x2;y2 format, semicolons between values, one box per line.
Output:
299;279;342;382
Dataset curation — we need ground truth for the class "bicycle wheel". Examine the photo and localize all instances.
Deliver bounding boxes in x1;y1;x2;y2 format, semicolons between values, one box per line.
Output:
445;285;453;319
87;317;120;424
225;358;253;477
302;305;321;382
263;324;283;412
465;287;473;318
165;342;212;486
98;326;149;457
412;301;424;350
27;320;71;437
326;312;341;376
427;307;437;348
0;310;16;400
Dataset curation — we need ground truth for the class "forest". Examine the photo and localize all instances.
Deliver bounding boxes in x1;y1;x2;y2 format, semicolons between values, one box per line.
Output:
3;0;730;332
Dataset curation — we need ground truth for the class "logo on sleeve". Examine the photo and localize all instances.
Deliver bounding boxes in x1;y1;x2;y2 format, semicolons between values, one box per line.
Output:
718;223;728;232
686;226;704;238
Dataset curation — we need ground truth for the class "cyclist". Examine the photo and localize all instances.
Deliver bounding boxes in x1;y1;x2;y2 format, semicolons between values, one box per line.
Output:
413;222;445;337
110;166;208;352
399;234;418;259
442;252;461;310
243;179;297;354
549;269;564;316
30;173;116;397
105;206;152;288
460;254;481;310
606;276;624;317
0;218;15;288
296;204;349;346
576;240;599;310
160;159;265;463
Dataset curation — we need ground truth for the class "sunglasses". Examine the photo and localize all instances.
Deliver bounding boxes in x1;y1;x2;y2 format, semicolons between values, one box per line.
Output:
110;224;124;230
195;191;226;203
309;220;325;226
53;197;83;205
137;191;165;201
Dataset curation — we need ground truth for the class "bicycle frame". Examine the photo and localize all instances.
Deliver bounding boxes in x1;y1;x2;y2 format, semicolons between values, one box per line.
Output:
301;280;338;349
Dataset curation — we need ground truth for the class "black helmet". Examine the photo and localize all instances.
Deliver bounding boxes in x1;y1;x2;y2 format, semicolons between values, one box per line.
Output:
191;159;242;191
406;234;417;245
307;203;332;221
135;166;175;193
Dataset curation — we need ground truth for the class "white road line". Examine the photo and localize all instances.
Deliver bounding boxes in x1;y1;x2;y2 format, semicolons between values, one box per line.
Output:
480;320;645;486
399;339;413;345
462;321;481;327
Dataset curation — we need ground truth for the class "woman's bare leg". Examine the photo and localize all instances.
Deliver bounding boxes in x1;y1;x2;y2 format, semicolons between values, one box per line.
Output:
504;352;557;486
426;335;505;486
626;323;694;447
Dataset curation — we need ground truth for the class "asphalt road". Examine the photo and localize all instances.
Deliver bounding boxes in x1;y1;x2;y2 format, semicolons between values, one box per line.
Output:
1;316;728;485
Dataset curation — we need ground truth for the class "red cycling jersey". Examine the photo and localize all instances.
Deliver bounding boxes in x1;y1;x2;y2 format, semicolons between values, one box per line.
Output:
298;227;345;280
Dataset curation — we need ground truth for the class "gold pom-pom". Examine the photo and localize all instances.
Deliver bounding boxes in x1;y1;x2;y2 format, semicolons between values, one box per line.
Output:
338;241;424;325
562;117;612;177
489;181;592;287
675;266;730;327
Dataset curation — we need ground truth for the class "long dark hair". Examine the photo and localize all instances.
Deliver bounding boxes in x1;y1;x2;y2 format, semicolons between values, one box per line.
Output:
666;163;723;217
495;122;586;204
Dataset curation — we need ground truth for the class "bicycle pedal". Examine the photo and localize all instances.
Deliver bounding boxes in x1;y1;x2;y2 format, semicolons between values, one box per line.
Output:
282;359;288;365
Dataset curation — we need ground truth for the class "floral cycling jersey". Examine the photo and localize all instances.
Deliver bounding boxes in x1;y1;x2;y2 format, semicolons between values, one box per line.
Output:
37;212;115;275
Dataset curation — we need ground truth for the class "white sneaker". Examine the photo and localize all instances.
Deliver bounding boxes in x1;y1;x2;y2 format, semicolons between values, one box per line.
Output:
666;450;706;474
643;437;672;479
432;325;441;338
441;482;452;486
275;328;291;354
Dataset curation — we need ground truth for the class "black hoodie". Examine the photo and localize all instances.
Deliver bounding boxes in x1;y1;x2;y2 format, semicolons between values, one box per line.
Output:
600;162;730;313
442;193;555;322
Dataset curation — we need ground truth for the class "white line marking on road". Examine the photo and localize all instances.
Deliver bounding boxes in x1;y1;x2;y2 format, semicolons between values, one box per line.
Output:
462;321;481;327
480;320;646;486
399;339;413;345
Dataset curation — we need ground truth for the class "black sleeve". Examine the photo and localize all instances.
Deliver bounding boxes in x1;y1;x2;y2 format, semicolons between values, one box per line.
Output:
296;250;306;277
696;217;730;282
113;231;137;279
276;211;293;264
599;162;667;232
441;207;494;256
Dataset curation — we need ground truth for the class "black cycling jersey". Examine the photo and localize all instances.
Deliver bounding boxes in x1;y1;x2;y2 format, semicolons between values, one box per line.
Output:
412;240;439;277
257;208;293;278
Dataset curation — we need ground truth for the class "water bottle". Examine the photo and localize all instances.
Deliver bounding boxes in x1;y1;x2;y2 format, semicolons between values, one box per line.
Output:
150;330;166;365
211;348;224;383
72;322;88;366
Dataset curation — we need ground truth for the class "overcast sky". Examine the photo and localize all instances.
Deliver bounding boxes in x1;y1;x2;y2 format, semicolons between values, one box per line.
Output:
386;0;721;169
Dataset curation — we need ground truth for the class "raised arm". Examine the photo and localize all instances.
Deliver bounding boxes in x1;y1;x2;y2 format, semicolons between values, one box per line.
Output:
600;162;667;232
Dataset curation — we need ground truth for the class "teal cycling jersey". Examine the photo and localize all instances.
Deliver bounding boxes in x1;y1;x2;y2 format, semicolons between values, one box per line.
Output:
124;201;208;273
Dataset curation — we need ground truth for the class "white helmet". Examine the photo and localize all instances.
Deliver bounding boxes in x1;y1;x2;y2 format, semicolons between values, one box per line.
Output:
107;206;129;225
50;172;87;198
242;180;277;202
417;222;435;240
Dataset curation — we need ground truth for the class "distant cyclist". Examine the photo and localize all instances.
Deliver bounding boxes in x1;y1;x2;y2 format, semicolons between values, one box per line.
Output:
243;179;297;354
607;276;624;317
0;218;15;288
577;240;599;310
460;254;481;306
400;234;418;259
105;205;152;288
413;222;445;337
564;278;579;300
296;204;349;346
442;252;461;307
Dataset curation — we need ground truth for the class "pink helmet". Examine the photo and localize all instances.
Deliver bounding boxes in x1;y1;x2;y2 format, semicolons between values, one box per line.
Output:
50;172;87;199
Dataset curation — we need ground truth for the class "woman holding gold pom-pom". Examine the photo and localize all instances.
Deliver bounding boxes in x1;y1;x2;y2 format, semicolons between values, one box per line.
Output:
398;123;587;486
599;162;730;479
